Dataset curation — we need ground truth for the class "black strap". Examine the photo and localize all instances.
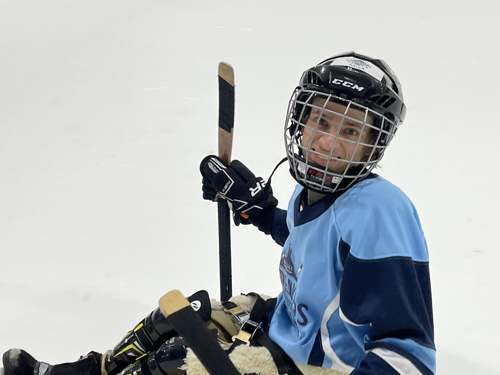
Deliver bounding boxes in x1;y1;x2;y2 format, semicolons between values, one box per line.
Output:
252;329;303;375
245;295;303;375
248;293;277;326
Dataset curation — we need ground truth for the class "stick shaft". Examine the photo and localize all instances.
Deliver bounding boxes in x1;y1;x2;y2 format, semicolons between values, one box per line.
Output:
218;201;232;302
218;62;235;302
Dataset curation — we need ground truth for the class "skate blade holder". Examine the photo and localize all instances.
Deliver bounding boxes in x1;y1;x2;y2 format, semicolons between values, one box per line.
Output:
232;319;262;346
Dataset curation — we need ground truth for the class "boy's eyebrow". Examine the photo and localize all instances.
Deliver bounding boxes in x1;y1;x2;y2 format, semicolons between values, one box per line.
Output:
342;119;365;128
311;107;368;126
310;107;340;121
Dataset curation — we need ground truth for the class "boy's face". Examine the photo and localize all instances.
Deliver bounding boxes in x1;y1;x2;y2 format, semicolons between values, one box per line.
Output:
300;98;375;174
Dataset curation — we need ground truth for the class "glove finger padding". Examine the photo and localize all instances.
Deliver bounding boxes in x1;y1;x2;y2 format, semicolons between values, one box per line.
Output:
201;177;218;202
230;160;257;182
204;158;253;199
200;155;278;218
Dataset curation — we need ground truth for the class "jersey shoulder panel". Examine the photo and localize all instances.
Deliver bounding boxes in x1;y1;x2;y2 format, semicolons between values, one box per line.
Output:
334;176;429;262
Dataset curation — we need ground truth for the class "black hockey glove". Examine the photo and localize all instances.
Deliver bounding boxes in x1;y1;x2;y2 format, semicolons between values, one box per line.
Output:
200;155;278;225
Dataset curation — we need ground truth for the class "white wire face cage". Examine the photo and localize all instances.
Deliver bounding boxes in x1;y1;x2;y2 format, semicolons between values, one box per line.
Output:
284;88;400;194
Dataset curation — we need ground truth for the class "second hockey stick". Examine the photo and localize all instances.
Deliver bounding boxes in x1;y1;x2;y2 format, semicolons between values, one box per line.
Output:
159;290;240;375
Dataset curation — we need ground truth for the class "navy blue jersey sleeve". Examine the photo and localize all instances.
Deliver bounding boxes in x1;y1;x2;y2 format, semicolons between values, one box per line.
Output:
248;206;289;246
336;178;436;374
341;252;435;375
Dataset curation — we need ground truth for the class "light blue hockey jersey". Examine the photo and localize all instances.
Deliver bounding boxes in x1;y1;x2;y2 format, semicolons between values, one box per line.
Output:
268;175;436;375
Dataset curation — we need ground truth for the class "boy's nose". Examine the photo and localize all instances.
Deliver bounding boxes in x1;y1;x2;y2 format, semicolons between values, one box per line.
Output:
318;132;339;153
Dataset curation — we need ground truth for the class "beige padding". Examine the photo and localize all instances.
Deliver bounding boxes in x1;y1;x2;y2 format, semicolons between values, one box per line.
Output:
182;345;351;375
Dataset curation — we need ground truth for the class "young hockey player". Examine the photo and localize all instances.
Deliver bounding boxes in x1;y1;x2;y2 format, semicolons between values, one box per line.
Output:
3;52;436;375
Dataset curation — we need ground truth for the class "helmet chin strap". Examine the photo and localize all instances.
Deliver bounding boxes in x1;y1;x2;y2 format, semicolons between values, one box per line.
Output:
291;155;370;194
260;157;288;198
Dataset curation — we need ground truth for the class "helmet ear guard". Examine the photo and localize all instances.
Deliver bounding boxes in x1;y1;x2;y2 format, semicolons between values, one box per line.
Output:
284;53;405;194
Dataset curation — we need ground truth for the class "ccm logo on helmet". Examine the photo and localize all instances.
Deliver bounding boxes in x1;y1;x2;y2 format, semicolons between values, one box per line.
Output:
330;77;364;92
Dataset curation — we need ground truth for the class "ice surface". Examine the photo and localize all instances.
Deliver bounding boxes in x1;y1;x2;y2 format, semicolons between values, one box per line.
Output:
0;1;499;374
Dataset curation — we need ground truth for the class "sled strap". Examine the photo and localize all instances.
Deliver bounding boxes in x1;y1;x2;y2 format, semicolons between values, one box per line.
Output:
223;301;251;327
248;293;277;326
226;295;303;375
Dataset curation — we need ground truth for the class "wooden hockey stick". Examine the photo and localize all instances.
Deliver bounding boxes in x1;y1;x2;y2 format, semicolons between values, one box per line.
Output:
217;62;235;302
159;290;240;375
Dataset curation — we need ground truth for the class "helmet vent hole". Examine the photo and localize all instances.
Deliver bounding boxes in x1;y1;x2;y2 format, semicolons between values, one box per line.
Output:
382;97;396;108
371;95;396;108
306;71;323;86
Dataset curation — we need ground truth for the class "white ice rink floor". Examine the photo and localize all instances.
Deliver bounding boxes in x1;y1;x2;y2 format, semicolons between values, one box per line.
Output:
1;1;499;374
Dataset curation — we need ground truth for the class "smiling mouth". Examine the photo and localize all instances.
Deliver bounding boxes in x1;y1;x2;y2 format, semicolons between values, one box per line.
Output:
317;154;341;161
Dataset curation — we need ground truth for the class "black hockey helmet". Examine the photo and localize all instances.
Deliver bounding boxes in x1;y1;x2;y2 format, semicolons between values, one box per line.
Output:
300;52;406;124
284;52;406;193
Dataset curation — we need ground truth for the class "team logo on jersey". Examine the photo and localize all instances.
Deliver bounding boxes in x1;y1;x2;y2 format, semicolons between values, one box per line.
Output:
279;246;309;327
280;246;297;280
